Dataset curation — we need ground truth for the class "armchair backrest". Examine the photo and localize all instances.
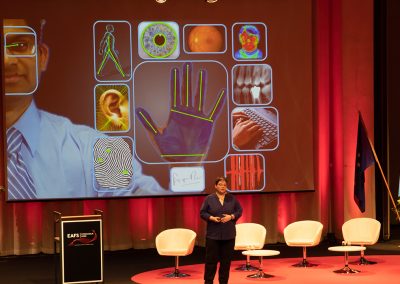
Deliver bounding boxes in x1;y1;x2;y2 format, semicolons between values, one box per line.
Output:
155;228;197;255
342;218;381;245
235;223;266;250
283;220;323;246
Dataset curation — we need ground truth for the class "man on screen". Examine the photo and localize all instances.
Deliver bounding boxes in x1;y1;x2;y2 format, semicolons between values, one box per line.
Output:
3;18;165;200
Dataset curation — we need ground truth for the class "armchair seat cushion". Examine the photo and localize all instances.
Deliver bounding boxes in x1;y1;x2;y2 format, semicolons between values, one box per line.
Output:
158;249;191;256
285;240;317;246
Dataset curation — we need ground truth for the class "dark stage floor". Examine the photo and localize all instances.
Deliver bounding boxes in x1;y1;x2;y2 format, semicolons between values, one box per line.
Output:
0;238;399;284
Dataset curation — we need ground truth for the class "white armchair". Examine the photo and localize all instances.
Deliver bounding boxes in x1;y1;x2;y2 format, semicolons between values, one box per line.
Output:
283;220;323;267
234;223;267;271
342;218;381;265
155;228;197;277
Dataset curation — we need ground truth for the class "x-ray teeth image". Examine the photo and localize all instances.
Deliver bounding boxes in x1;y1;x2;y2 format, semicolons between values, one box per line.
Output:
232;65;272;105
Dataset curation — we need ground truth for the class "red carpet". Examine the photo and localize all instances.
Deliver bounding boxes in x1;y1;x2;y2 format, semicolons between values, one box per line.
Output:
131;255;400;284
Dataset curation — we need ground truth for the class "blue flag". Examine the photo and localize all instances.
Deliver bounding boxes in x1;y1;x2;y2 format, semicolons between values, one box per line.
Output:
354;113;375;212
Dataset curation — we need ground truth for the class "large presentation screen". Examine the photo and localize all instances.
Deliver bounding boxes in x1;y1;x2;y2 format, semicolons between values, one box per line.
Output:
1;0;314;201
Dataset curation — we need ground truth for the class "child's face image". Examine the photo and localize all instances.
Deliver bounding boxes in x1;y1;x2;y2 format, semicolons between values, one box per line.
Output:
240;30;259;52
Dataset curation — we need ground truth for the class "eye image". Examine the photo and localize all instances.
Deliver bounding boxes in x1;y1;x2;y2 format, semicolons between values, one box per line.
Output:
5;33;36;56
138;21;180;59
184;24;226;53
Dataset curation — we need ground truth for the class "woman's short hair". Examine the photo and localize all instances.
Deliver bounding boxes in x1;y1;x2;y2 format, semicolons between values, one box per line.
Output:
215;176;228;185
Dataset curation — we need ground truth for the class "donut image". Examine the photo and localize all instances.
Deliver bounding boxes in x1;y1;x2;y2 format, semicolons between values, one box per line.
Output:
140;22;178;58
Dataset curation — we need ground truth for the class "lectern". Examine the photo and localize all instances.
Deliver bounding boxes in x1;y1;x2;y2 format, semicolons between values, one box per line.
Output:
54;210;104;284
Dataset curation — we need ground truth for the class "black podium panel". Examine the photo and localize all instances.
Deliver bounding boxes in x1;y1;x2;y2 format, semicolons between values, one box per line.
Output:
61;217;103;284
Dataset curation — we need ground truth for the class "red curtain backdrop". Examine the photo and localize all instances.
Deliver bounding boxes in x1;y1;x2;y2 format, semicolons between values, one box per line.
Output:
0;0;374;256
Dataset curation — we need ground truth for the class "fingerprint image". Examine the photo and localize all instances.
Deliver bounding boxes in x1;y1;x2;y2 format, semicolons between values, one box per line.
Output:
140;22;178;58
233;65;272;105
225;154;265;191
95;84;130;132
93;137;133;189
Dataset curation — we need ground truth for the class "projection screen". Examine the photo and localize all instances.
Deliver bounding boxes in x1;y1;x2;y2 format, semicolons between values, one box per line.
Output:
1;0;314;200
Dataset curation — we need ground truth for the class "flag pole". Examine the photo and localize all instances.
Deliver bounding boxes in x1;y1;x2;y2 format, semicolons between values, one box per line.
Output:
364;132;400;221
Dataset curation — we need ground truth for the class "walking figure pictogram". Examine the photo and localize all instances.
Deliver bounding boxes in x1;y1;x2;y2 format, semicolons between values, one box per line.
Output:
97;24;126;77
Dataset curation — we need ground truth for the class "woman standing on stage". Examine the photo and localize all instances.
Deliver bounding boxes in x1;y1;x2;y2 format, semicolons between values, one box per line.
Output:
200;176;243;284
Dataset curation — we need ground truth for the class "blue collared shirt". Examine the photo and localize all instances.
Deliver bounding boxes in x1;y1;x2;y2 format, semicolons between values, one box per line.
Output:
200;193;243;240
10;101;165;199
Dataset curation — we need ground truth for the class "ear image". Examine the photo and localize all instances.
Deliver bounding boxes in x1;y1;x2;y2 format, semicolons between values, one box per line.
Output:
97;88;130;131
100;89;122;118
38;43;50;72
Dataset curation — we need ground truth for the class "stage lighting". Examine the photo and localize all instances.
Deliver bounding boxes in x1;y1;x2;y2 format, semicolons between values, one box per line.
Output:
155;0;167;3
206;0;218;3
